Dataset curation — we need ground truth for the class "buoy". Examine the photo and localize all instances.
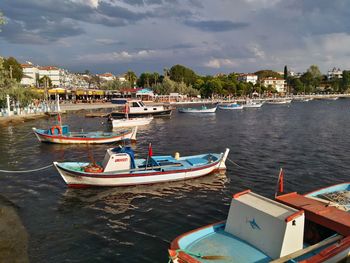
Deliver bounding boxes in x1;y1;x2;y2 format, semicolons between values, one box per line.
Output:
174;152;180;160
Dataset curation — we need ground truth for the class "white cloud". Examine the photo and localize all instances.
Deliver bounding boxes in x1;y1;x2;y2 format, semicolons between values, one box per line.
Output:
204;58;236;68
70;0;99;8
247;43;265;59
76;49;156;63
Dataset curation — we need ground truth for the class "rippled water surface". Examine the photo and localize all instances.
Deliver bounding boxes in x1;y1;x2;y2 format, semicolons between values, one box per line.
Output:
0;99;350;262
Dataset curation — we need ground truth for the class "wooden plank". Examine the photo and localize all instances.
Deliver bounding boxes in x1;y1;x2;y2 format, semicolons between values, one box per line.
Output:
270;235;343;263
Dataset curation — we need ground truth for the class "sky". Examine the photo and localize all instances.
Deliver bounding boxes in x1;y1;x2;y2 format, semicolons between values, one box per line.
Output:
1;0;350;76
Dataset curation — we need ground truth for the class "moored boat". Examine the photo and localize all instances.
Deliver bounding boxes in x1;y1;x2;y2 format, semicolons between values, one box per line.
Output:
218;103;243;110
266;99;292;105
33;125;137;144
178;106;217;113
109;100;172;118
243;100;264;108
111;116;153;128
169;184;350;263
53;146;230;187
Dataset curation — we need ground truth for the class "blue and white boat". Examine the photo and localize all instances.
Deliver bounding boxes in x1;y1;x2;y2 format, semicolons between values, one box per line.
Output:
218;103;243;110
169;185;350;263
33;125;137;144
178;106;217;113
53;147;229;187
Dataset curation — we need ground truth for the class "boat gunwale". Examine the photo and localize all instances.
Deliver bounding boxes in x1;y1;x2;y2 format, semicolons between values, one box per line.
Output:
55;155;223;178
33;128;134;141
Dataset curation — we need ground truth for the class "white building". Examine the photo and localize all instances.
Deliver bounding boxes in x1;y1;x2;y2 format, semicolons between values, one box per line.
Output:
261;77;286;93
20;64;39;86
327;67;342;80
237;74;258;85
38;66;66;87
98;73;115;82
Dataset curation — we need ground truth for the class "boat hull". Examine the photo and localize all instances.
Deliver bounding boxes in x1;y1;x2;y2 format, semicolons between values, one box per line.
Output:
178;107;217;113
54;149;229;187
111;117;153;128
218;105;243;110
33;127;137;144
110;109;172;118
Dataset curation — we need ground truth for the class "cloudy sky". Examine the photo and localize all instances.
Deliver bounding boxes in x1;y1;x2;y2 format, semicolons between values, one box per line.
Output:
0;0;349;75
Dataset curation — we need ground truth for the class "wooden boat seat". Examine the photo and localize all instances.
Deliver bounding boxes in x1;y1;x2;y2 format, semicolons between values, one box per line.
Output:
276;192;350;236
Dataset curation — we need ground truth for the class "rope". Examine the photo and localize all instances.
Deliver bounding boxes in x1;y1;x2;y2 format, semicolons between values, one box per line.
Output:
0;164;54;173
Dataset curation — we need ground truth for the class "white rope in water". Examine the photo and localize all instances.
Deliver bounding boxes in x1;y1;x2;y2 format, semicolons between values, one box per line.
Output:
0;164;54;173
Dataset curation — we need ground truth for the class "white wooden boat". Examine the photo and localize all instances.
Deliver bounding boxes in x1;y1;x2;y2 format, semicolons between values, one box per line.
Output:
243;101;264;108
169;186;350;263
267;99;292;105
110;100;172;118
218;103;243;110
33;125;137;144
178;106;217;113
53;147;230;187
111;116;153;128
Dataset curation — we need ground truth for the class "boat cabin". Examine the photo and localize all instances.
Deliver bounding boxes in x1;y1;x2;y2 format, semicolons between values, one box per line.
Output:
102;147;136;173
127;100;166;114
48;125;69;135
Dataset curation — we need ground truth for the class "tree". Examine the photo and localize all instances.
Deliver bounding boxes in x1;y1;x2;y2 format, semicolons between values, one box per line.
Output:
39;75;52;88
284;65;288;80
125;70;137;87
341;70;350;93
3;57;23;82
169;64;197;85
101;79;130;90
255;70;282;80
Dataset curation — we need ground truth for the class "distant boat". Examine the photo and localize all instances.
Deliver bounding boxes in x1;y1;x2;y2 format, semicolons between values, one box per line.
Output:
178;105;217;113
243;100;264;108
111;116;153;128
53;146;230;187
267;99;292;105
218;103;244;110
33;125;137;144
169;183;350;263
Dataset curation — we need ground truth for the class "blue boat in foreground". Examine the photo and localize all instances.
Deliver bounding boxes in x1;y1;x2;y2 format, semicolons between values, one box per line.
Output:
169;183;350;263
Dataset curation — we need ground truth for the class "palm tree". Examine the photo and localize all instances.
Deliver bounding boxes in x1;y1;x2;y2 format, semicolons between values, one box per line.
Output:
125;70;137;88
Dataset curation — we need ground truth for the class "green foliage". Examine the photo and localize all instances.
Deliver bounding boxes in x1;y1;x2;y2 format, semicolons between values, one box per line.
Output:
3;57;23;82
342;70;350;92
137;72;160;87
169;64;197;85
255;70;282;79
151;76;199;96
101;79;131;90
125;70;137;86
284;65;288;80
39;75;52;88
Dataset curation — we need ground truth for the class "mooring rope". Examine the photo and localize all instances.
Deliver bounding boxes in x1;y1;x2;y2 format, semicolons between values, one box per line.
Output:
0;164;54;173
226;157;258;173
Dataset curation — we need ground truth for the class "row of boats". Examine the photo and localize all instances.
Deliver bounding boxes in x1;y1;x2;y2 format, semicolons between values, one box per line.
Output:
30;99;350;262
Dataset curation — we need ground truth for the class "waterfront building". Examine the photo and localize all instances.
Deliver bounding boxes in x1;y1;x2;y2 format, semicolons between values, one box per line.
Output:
260;77;286;93
98;72;115;82
20;63;39;86
237;74;258;85
38;66;66;87
327;67;343;80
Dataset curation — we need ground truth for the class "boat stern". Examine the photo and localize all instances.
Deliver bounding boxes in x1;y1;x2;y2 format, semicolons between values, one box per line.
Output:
218;148;230;170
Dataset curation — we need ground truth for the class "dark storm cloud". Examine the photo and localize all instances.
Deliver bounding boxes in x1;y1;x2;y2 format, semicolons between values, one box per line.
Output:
184;20;249;32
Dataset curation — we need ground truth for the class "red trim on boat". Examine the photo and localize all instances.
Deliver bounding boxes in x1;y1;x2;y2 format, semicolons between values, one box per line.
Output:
35;130;132;141
276;192;350;236
300;235;350;263
285;210;304;222
58;159;221;179
233;189;251;199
